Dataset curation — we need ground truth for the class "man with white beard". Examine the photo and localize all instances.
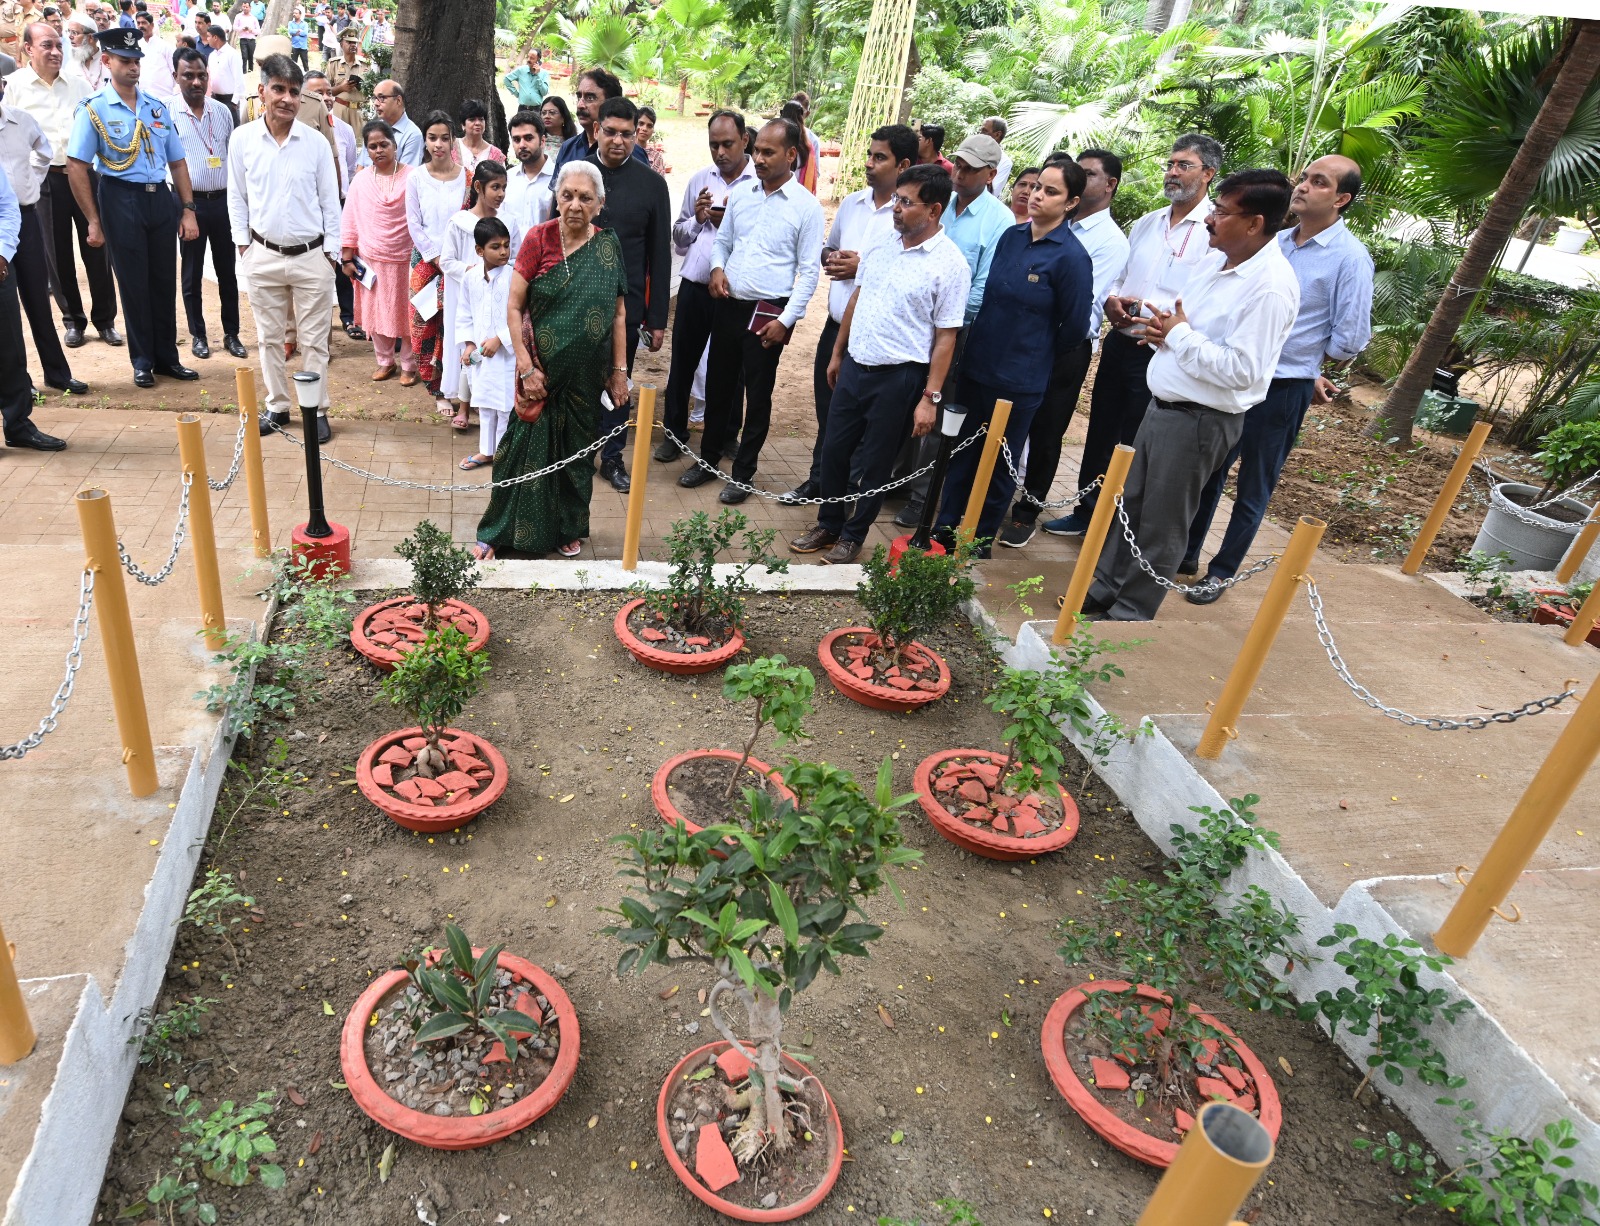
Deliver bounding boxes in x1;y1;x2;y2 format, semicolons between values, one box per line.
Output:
66;12;105;89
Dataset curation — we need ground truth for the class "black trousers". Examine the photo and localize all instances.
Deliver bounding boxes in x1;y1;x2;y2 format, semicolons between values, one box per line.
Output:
97;178;180;374
600;324;644;469
291;46;309;69
13;206;73;388
38;171;117;332
702;296;786;483
239;37;255;71
1012;338;1093;523
816;356;927;543
0;266;37;435
335;264;354;325
1077;329;1154;515
806;315;840;486
180;192;240;342
662;277;715;446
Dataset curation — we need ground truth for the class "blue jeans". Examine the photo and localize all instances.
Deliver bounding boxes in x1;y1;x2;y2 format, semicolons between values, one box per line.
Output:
1184;377;1317;579
934;376;1044;546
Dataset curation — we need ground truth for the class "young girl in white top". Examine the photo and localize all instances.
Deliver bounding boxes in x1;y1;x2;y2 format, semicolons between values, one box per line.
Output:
440;160;519;429
404;110;468;415
455;217;517;470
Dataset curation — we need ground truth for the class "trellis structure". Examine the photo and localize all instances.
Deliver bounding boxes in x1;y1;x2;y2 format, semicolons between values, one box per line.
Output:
833;0;919;200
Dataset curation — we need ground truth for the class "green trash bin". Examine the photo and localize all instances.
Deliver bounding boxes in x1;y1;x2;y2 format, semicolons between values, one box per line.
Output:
1416;391;1480;436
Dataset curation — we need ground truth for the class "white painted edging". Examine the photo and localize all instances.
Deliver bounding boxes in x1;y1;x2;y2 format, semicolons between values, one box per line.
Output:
1005;617;1600;1176
336;557;866;593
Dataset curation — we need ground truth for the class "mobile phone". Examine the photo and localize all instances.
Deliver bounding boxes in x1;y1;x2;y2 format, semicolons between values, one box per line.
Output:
821;245;838;261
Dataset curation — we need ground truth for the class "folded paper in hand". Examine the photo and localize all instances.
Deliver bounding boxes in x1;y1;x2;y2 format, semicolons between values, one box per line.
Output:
410;276;439;321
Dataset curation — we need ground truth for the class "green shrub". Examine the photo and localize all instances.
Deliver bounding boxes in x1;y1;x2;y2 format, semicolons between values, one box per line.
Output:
855;539;976;666
631;509;787;638
719;655;814;798
394;923;546;1063
907;65;999;144
395;520;481;630
378;626;491;773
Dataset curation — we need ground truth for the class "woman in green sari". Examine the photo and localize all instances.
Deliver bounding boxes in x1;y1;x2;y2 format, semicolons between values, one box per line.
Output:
475;161;629;558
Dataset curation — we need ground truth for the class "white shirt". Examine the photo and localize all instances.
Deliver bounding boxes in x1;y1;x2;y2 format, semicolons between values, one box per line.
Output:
405;167;466;261
710;174;823;329
989;151;1013;199
501;156;554;235
845;226;970;368
672;158;756;286
226;115;342;249
206;42;242;96
454;262;516;414
1067;206;1130;341
7;66;88;168
330;112;357;195
823;185;894;322
1109;196;1215;337
141;37;177;98
1147;238;1301;414
0;104;53;208
172;95;233;193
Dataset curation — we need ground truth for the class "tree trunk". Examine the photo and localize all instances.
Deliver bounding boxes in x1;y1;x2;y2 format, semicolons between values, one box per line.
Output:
263;0;294;36
1143;0;1175;35
392;0;508;148
1378;19;1600;447
897;38;919;125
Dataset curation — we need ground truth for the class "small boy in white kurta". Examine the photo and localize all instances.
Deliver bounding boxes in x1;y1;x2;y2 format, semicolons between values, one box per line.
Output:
456;218;517;469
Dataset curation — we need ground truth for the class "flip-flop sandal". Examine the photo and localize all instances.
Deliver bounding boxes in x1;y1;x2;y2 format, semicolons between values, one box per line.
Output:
344;323;368;340
471;542;495;560
557;540;582;558
451;414;471;430
459;454;491;470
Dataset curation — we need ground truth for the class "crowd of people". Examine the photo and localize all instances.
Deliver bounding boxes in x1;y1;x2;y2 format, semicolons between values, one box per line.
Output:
0;15;1375;617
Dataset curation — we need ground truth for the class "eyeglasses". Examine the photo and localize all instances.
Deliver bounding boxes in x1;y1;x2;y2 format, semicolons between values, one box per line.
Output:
1165;159;1202;172
1209;207;1253;220
890;194;920;210
372;91;398;101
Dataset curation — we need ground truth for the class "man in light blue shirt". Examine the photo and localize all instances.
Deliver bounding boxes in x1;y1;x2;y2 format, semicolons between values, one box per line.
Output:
941;133;1013;323
356;79;421;166
1182;154;1373;597
502;48;549;109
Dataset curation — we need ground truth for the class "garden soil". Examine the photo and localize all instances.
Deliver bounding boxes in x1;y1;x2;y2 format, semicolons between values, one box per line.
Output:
95;592;1452;1226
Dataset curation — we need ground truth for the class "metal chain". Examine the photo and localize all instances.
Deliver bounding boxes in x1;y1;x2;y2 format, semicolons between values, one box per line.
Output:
1306;578;1576;730
208;411;248;492
117;471;192;586
1113;497;1277;593
1470;463;1600;529
0;569;95;760
998;439;1104;509
266;417;632;491
661;422;988;503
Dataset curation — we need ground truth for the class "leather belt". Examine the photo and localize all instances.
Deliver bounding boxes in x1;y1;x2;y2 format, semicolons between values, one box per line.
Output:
46;165;67;175
192;189;227;199
250;230;324;256
102;177;169;193
1153;397;1212;414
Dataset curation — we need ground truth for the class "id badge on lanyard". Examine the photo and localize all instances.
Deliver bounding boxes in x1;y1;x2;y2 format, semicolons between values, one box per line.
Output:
1150;218;1199;311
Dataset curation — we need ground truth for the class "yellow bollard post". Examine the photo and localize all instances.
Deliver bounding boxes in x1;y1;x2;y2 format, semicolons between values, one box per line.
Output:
1401;420;1490;576
1137;1103;1274;1226
0;919;34;1065
235;368;272;558
1563;582;1600;648
1053;444;1135;644
1196;516;1327;760
1556;518;1600;585
176;415;227;651
957;398;1013;545
1435;672;1600;957
621;385;657;571
75;489;158;798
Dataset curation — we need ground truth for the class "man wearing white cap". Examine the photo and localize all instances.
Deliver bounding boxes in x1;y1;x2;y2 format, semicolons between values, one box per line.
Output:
66;11;106;89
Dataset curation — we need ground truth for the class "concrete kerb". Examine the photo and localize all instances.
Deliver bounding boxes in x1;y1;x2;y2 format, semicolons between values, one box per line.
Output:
1004;615;1600;1177
4;606;270;1226
333;557;868;593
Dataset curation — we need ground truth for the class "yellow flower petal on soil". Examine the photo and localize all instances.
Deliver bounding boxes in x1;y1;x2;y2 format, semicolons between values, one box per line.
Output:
630;1160;637;1170
915;1086;924;1095
149;839;160;846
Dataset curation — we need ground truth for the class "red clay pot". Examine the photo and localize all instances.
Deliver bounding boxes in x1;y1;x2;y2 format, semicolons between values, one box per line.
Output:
914;749;1080;861
651;749;796;843
615;598;745;676
340;950;579;1150
657;1040;843;1221
351;596;492;672
1040;980;1282;1168
356;727;509;832
817;628;950;712
1533;601;1600;647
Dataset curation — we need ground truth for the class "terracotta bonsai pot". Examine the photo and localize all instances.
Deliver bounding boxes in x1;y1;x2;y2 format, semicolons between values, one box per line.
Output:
1040;980;1281;1168
817;628;950;712
657;1040;843;1222
651;749;796;841
1533;600;1600;647
615;598;745;676
341;950;579;1150
914;749;1079;861
351;596;492;672
356;727;508;832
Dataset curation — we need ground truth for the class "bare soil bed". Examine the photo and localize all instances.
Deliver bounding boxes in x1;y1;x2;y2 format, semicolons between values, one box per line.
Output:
95;591;1450;1226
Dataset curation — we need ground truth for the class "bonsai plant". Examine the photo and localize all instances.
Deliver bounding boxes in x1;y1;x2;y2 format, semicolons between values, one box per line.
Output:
1042;795;1302;1167
616;509;788;675
1470;421;1600;571
607;758;922;1218
916;628;1143;859
355;626;508;830
352;519;488;670
821;539;976;710
651;654;815;836
340;922;580;1150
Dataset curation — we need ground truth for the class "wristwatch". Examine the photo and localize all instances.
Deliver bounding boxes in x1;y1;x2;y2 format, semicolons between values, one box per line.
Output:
182;201;197;212
922;389;943;404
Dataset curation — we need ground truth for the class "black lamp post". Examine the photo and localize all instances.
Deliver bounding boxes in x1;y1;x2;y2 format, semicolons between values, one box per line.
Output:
293;371;332;539
908;402;968;552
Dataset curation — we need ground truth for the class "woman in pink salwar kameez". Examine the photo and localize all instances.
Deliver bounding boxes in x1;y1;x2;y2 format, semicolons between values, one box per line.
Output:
339;120;418;382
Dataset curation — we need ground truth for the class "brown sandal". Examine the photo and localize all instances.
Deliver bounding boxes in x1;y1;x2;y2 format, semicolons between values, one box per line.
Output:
372;366;396;382
398;371;419;387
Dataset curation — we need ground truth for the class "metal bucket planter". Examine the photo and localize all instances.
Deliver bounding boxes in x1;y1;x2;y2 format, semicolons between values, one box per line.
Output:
1471;483;1593;572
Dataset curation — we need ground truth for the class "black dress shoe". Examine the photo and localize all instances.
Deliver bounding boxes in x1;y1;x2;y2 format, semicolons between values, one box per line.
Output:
600;458;631;493
47;379;90;395
63;326;85;348
191;338;211;360
316;416;331;444
678;464;718;489
1185;582;1224;606
258;410;290;435
719;485;749;505
223;335;247;359
133;370;155;388
6;424;67;451
155;364;201;381
778;480;819;505
98;326;124;346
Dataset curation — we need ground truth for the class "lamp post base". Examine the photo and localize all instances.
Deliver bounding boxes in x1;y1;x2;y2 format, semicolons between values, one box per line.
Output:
292;521;351;580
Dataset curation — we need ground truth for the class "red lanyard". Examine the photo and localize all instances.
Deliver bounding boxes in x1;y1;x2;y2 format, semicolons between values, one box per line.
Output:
180;104;218;157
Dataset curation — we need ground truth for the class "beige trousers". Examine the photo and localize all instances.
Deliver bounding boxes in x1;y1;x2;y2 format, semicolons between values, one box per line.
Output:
246;243;334;417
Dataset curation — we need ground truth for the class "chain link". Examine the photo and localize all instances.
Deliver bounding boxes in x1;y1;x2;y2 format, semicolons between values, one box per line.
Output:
1112;496;1278;593
117;471;192;586
1306;578;1576;729
0;569;95;760
208;411;248;492
998;439;1104;510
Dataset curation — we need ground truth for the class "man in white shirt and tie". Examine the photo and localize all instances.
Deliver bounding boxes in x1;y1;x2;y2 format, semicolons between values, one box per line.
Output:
228;52;341;441
681;116;822;502
656;107;755;463
1046;132;1220;537
1085;168;1300;622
